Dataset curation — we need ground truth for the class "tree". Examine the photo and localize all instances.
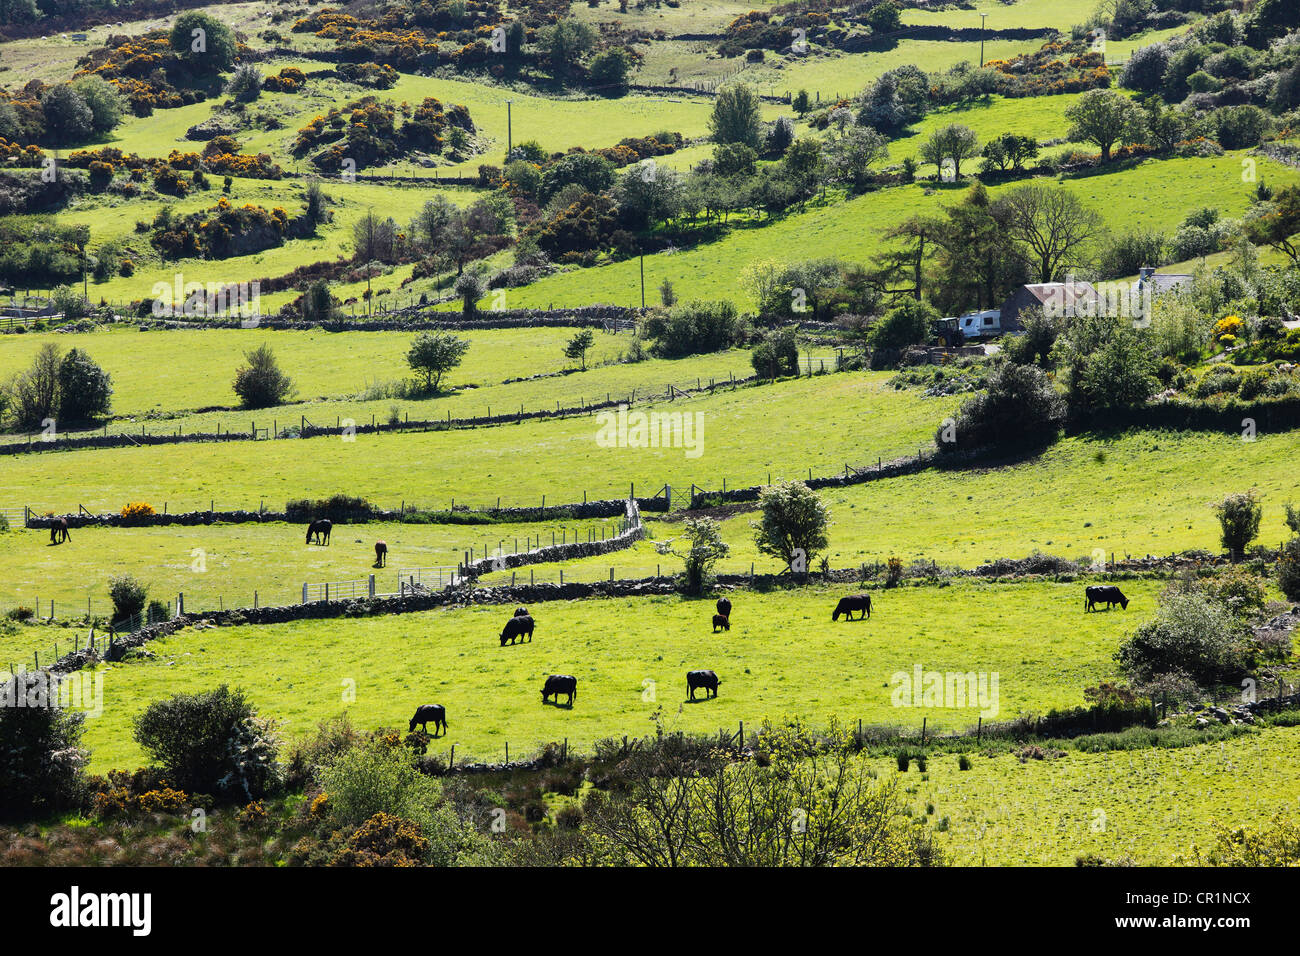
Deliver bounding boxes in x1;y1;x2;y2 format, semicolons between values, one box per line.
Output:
1121;43;1170;94
537;18;597;75
1116;591;1248;688
1213;490;1263;562
108;574;148;624
304;179;329;226
57;348;112;423
301;279;336;322
864;0;901;33
407;331;469;392
40;84;93;145
751;480;830;577
1000;184;1104;282
709;84;762;149
1243;184;1300;267
826;124;889;190
750;327;799;379
170;12;238;74
928;183;1026;314
1065;89;1146;162
870;298;936;351
792;89;811;117
917;123;979;180
937;361;1064;454
588;48;632;89
980;132;1038;173
1052;314;1157;415
225;64;263;103
0;672;87;821
232;344;294;409
71;75;126;134
134;685;280;800
4;342;60;431
655;516;729;593
564;328;595;370
352;210;399;263
453;270;487;317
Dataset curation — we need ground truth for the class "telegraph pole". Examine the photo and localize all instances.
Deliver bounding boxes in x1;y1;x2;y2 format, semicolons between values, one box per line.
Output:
979;13;987;67
506;100;513;156
639;252;645;310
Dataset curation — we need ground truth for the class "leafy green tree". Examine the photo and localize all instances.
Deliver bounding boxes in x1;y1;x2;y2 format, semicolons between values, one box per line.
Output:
40;85;93;145
870;298;937;351
0;672;87;822
917;123;979;179
1116;591;1249;688
1213;490;1263;562
232;344;294;409
655;516;730;594
170;12;238;73
71;75;127;134
57;348;112;423
134;685;280;800
564;328;595;370
792;89;811;116
937;361;1064;454
537;18;597;75
709;83;762;149
225;64;263;103
1243;184;1300;267
588;48;632;89
751;480;830;577
751;327;799;379
1065;89;1146;162
407;331;470;392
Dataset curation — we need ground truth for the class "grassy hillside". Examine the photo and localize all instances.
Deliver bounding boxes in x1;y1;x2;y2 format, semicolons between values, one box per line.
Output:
0;371;958;511
74;577;1165;771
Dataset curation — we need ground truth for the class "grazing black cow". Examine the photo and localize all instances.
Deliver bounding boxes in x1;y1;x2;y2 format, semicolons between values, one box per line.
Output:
832;593;872;621
687;670;720;700
514;606;529;617
408;703;447;736
500;614;534;646
50;518;70;545
1085;585;1129;612
712;614;730;632
542;674;576;706
716;597;732;619
374;541;387;567
306;519;332;546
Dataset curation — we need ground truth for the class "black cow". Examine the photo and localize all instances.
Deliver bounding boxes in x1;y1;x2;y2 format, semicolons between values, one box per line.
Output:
50;518;70;545
712;614;730;632
832;593;872;621
716;597;732;619
513;606;529;617
1085;585;1129;612
687;670;720;700
500;614;534;646
374;541;387;568
306;519;332;546
542;674;577;706
408;703;447;736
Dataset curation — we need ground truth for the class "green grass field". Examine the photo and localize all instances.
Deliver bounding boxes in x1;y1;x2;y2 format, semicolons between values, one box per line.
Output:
0;326;629;419
480;426;1300;583
494;151;1300;310
882;726;1300;865
71;577;1165;771
0;371;957;512
0;515;622;618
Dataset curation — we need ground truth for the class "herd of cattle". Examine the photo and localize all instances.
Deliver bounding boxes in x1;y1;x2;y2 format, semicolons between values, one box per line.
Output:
405;585;1132;735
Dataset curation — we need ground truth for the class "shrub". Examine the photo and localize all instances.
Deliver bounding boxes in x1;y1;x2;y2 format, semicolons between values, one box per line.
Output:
750;327;799;378
937;362;1064;454
108;574;148;623
232;344;294;409
406;331;469;393
642;301;742;359
655;516;729;594
1116;592;1250;688
133;685;280;801
225;65;263;103
751;480;830;576
1278;537;1300;602
120;501;156;519
1203;811;1300;866
1212;489;1263;561
0;672;88;821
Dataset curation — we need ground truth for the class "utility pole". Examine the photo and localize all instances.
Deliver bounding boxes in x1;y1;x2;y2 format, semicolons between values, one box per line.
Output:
639;251;645;310
979;13;987;68
506;100;513;156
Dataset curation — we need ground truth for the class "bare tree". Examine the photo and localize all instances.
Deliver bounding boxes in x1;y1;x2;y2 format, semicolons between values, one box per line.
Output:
998;184;1104;283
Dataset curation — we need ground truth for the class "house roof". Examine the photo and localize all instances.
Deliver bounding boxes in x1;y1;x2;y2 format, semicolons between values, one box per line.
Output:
1138;273;1193;294
1010;282;1097;316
